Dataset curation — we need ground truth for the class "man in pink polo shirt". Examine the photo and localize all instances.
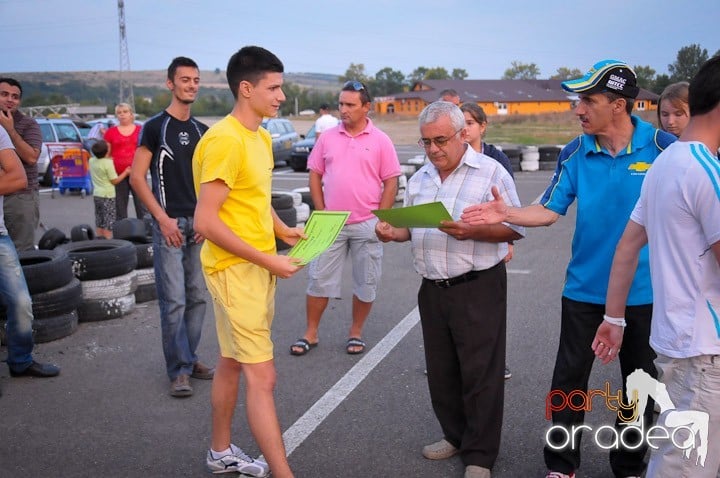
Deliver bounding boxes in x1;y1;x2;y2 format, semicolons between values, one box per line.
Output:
290;80;400;356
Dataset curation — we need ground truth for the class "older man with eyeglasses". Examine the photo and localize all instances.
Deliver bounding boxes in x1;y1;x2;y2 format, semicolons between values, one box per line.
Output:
289;80;401;357
376;101;524;478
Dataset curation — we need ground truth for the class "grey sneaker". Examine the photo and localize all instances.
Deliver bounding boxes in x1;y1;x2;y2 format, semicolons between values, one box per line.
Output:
465;465;491;478
422;438;458;460
206;444;269;476
170;374;193;398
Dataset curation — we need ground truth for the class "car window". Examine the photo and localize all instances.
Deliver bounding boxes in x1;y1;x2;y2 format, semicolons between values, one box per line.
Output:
55;123;81;142
267;121;281;136
283;121;295;135
39;123;56;142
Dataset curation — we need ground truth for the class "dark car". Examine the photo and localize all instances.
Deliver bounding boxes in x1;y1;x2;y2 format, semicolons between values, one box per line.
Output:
287;124;316;172
260;117;299;166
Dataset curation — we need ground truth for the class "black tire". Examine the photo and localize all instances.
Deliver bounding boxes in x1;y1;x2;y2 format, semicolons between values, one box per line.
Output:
539;146;561;163
275;206;297;251
18;249;74;294
38;228;68;250
57;239;137;281
30;278;83;319
134;283;157;303
539;161;558;171
113;218;149;242
33;310;79;343
70;224;96;242
77;293;135;322
299;190;314;210
509;157;521;173
41;167;53;187
134;242;154;268
271;193;294;210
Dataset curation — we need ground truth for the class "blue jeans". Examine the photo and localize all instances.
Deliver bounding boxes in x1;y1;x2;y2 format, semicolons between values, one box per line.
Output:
0;234;34;371
152;217;207;380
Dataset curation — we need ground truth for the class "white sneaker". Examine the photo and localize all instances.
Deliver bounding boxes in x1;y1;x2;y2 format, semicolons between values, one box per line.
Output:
206;444;269;476
545;472;575;478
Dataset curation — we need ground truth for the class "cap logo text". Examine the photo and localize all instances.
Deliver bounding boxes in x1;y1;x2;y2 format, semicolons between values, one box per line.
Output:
607;74;626;91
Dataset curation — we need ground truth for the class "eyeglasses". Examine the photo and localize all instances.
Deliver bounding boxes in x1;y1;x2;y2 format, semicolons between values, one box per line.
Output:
343;80;366;91
417;128;463;149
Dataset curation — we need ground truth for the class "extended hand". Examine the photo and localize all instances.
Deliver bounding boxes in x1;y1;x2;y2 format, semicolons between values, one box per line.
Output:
591;321;624;365
461;186;508;225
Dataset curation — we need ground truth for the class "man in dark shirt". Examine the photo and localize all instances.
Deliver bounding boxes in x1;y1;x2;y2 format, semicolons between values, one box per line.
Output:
0;78;42;251
130;57;214;398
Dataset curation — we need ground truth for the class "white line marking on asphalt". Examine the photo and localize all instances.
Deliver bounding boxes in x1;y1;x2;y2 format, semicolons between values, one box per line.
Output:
282;307;421;457
507;269;532;274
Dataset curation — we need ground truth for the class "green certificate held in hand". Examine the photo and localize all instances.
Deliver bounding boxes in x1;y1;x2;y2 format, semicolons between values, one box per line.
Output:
287;210;351;265
372;201;453;228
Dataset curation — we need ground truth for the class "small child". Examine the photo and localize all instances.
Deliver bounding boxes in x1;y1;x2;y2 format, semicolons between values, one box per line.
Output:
89;140;130;238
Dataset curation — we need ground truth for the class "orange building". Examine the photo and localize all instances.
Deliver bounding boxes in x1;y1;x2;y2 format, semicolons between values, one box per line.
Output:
373;79;658;116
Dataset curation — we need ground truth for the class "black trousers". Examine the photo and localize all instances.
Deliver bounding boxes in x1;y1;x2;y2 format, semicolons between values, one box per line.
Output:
543;297;656;477
115;176;147;221
418;262;506;469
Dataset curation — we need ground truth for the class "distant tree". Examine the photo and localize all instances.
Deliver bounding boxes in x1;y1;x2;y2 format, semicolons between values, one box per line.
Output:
668;43;709;81
502;61;540;80
424;67;451;80
214;67;221;75
550;67;582;80
451;68;468;80
407;67;429;84
652;73;672;95
633;65;656;91
373;67;406;96
340;63;371;84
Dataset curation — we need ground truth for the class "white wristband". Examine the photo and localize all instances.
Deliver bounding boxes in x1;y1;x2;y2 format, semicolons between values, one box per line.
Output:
603;314;627;327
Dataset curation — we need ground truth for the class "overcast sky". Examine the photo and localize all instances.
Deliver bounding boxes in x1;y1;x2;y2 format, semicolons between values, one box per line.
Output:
2;0;718;79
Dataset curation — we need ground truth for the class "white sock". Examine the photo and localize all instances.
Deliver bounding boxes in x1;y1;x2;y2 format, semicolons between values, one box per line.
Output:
210;447;231;459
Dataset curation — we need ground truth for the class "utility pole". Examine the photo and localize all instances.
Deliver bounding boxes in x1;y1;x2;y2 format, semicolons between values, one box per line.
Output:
117;0;135;110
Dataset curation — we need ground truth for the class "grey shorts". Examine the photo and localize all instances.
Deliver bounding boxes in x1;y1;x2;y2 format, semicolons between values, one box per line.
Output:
306;218;383;302
94;196;117;229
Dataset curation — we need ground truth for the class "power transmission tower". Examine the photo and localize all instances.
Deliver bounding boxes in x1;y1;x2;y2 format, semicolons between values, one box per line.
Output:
117;0;135;110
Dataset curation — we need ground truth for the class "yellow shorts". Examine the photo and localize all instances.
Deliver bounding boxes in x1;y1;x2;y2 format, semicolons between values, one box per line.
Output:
204;262;276;364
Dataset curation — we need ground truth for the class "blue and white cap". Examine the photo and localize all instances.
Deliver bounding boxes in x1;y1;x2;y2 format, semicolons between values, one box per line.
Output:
562;59;639;99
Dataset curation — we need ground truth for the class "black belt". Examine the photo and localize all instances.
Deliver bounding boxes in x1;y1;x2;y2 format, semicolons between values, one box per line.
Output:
424;270;481;289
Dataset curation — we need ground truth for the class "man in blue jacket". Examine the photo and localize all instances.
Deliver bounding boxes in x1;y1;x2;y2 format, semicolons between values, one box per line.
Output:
461;59;676;478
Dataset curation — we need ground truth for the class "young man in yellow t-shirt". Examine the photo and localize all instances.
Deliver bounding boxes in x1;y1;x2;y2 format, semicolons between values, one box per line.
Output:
193;46;304;478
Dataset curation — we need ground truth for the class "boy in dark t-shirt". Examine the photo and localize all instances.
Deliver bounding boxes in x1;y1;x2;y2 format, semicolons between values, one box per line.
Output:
129;57;214;398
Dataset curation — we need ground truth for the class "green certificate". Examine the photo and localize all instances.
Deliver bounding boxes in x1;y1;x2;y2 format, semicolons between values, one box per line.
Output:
372;201;453;228
288;211;351;264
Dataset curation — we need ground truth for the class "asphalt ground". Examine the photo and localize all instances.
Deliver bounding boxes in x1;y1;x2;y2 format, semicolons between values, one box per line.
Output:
0;154;632;478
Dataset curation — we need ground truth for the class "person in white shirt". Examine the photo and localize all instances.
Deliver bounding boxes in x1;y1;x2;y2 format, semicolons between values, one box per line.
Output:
314;103;338;138
597;55;720;478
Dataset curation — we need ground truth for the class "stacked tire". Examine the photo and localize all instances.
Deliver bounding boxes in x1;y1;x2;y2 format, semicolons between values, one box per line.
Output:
57;239;138;322
272;192;297;251
502;147;522;173
539;146;562;171
0;249;82;344
520;146;540;172
112;218;157;304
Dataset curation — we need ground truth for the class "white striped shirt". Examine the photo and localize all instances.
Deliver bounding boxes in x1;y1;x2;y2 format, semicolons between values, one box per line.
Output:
406;146;524;280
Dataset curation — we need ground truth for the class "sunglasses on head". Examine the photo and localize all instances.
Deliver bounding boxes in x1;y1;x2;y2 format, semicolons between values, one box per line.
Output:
343;80;366;91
